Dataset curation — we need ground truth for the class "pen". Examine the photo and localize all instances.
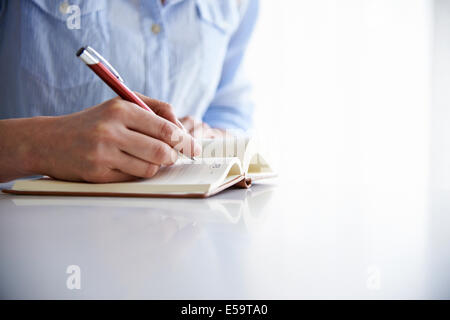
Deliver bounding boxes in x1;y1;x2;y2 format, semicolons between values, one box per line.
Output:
76;46;196;161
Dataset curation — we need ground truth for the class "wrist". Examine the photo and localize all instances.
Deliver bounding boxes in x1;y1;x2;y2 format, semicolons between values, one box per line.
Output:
15;116;58;176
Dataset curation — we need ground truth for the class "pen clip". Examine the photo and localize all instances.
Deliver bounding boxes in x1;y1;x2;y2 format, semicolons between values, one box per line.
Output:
85;46;124;83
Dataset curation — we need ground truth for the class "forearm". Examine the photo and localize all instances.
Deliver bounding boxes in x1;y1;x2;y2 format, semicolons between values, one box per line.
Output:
0;117;53;182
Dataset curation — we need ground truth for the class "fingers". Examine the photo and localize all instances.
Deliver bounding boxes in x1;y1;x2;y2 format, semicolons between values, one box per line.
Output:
180;116;200;133
103;170;138;182
83;169;137;183
207;128;227;139
180;116;226;139
188;122;207;139
124;104;202;157
135;92;184;130
112;151;161;179
116;129;178;166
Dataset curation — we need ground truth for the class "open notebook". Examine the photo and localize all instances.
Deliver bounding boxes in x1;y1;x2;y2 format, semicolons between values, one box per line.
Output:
3;137;276;198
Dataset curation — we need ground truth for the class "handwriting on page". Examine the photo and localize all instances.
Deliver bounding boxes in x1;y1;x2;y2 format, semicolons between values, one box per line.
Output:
140;160;230;185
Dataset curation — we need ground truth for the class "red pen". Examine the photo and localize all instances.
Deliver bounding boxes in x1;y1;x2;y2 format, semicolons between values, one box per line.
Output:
77;46;152;112
77;46;196;160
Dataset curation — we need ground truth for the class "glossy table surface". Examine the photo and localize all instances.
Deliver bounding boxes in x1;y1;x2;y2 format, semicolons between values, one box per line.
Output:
1;174;449;299
3;0;450;300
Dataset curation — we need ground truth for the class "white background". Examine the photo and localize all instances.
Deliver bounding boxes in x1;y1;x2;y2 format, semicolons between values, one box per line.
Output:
245;0;432;191
244;1;450;296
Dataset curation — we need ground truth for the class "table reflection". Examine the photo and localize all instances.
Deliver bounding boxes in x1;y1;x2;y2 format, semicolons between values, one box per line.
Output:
0;183;276;298
8;183;276;227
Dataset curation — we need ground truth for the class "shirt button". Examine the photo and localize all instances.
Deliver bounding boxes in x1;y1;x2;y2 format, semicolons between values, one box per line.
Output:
59;1;69;14
151;24;161;35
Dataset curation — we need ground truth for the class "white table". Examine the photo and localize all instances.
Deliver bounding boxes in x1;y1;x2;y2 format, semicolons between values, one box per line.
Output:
0;174;448;299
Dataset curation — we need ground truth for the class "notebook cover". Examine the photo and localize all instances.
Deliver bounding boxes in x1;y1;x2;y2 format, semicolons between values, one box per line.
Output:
2;175;252;199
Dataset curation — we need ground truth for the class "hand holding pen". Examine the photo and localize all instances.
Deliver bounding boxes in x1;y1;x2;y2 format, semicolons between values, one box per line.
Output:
9;47;202;184
77;46;200;161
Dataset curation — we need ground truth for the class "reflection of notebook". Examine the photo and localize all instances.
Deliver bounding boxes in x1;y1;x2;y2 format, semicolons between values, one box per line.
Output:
3;138;276;198
10;182;277;226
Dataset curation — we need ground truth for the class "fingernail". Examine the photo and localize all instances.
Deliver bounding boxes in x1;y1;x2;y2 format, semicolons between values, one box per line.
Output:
177;119;188;132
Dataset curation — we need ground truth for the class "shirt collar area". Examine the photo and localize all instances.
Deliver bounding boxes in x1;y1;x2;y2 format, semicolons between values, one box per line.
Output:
162;0;186;8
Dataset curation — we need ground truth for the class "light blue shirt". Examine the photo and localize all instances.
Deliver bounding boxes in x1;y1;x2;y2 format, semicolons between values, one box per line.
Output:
0;0;258;131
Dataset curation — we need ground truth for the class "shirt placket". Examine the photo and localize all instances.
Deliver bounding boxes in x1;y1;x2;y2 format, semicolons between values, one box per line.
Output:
141;0;169;101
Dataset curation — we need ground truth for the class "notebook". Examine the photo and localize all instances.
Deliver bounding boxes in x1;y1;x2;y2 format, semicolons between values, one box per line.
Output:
3;137;276;198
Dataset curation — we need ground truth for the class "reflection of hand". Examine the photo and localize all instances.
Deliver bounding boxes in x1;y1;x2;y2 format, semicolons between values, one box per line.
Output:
179;116;228;139
0;95;201;183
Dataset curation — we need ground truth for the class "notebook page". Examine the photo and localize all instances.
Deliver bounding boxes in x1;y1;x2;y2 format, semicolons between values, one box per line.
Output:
12;158;243;195
140;158;238;185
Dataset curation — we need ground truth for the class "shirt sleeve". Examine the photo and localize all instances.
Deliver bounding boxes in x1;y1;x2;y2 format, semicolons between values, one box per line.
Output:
202;0;259;132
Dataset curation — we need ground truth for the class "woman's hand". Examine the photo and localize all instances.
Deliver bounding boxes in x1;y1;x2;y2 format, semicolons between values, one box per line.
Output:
0;95;201;183
179;116;227;139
